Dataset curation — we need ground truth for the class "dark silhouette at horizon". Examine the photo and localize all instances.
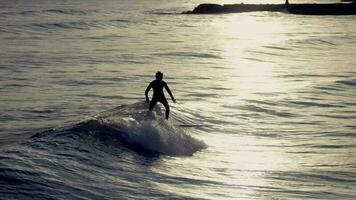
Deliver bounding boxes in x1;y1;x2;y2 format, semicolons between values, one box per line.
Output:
145;71;176;120
182;1;356;15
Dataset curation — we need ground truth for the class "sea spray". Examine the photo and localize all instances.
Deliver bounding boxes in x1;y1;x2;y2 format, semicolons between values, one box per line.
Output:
97;102;207;156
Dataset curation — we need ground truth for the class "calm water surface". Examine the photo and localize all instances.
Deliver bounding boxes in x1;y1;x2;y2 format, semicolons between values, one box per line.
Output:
1;0;356;199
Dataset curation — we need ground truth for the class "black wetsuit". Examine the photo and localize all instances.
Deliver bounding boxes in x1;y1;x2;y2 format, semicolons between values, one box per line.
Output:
145;79;174;119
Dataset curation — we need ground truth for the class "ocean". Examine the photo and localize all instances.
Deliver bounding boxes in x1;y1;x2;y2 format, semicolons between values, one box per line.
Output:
1;0;356;199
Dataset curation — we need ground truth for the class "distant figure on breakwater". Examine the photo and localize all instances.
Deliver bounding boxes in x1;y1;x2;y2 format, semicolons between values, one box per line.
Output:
145;71;176;120
285;0;289;5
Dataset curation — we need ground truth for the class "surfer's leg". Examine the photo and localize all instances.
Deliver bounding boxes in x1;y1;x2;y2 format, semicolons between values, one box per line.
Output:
149;98;158;111
161;100;170;120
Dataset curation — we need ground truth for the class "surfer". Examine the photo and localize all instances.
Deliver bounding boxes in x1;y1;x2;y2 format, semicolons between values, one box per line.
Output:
145;71;176;120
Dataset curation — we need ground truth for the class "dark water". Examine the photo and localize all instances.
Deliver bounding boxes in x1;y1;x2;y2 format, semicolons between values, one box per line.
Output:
1;0;356;199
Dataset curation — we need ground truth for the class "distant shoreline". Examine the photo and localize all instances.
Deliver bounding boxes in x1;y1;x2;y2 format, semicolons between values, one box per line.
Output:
183;2;356;15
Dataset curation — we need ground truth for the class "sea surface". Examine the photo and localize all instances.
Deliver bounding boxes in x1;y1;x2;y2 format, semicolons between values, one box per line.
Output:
1;0;356;199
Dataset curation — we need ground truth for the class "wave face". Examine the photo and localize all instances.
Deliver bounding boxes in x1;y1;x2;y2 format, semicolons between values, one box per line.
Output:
39;101;206;156
96;103;206;156
0;102;206;199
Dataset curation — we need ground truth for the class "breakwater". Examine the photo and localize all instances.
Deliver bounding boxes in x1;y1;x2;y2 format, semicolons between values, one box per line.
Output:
183;3;356;15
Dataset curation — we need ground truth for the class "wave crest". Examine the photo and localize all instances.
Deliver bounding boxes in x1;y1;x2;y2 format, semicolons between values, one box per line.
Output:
93;102;206;156
33;102;207;156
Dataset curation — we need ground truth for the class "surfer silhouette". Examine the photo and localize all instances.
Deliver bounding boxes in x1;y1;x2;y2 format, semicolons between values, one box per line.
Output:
145;71;176;120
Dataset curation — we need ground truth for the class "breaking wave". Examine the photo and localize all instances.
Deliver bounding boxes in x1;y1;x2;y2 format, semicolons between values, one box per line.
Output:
31;101;207;156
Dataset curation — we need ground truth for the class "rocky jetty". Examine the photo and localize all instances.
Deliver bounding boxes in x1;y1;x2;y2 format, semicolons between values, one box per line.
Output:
182;3;356;15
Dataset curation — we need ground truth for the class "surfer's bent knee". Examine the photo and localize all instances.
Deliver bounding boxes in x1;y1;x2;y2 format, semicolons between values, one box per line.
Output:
149;99;157;110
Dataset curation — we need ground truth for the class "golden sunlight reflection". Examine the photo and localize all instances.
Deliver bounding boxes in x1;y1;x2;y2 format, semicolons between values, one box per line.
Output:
154;133;297;199
223;14;285;44
172;15;300;198
206;134;291;171
219;16;284;83
208;14;307;103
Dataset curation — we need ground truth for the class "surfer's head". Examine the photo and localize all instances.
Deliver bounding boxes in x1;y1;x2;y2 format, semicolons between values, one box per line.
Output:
156;71;163;80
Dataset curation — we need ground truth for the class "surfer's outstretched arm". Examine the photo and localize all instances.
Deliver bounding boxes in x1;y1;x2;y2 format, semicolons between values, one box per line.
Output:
145;83;152;103
164;83;176;103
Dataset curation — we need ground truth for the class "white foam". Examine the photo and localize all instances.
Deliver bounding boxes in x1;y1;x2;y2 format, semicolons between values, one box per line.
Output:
98;102;207;156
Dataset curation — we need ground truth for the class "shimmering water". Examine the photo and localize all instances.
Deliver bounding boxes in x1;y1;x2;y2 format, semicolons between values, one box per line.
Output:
1;0;356;199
